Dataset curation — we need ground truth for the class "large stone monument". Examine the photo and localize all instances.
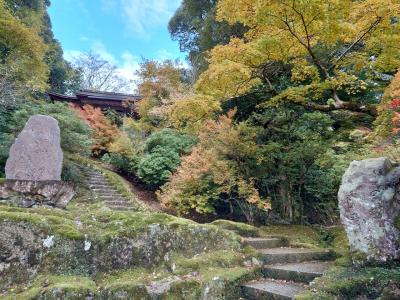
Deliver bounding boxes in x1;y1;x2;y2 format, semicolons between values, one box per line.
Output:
338;157;400;262
5;115;63;181
0;115;74;208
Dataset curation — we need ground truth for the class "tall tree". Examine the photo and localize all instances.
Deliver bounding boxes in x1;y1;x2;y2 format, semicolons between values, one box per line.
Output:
169;0;246;77
72;51;132;92
0;0;48;106
2;0;80;96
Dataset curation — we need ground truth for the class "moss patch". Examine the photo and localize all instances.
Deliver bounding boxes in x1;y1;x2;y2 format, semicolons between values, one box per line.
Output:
3;275;96;300
0;208;84;240
210;220;261;237
259;225;321;248
296;265;400;299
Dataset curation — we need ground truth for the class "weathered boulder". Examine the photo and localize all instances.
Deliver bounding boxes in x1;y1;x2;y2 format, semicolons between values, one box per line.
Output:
0;180;74;208
5;115;63;181
338;157;400;262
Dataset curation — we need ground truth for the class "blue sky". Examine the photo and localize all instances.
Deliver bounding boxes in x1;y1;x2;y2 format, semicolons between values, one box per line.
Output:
48;0;185;84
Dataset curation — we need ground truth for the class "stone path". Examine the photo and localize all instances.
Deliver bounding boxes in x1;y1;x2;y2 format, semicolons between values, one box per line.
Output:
242;237;334;299
82;167;135;211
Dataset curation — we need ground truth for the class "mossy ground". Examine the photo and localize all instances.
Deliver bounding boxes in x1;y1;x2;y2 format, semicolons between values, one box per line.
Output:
296;264;400;300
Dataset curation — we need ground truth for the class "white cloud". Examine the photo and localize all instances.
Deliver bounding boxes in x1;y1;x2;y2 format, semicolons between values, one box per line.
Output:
121;0;181;37
91;41;118;64
116;51;141;91
156;49;174;61
64;43;140;92
64;49;84;62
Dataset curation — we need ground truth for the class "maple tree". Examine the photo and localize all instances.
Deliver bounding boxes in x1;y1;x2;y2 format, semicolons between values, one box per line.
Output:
196;0;400;116
73;104;121;156
159;111;270;223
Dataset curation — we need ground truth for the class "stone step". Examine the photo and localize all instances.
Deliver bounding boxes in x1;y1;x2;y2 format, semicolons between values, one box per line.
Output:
88;180;108;184
87;174;103;178
107;206;134;211
243;237;288;249
242;279;305;300
262;261;333;283
89;178;106;182
105;200;131;206
258;248;334;264
88;182;109;187
89;183;111;189
96;192;121;197
92;188;118;193
99;196;122;201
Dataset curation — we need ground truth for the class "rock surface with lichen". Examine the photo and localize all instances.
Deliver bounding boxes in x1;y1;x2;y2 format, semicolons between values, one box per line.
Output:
0;206;258;299
5;115;63;181
0;180;74;208
338;157;400;262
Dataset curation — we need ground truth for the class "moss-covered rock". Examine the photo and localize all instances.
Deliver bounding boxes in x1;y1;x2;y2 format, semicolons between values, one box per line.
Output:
0;205;246;293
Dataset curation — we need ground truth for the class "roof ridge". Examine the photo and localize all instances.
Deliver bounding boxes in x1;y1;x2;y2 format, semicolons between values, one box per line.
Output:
78;89;141;97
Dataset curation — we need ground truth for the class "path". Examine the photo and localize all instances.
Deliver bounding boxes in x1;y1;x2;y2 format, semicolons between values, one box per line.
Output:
81;167;135;211
242;237;334;299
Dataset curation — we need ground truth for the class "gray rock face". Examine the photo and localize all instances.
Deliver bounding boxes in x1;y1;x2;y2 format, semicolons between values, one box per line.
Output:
338;157;400;262
0;180;75;208
5;115;63;181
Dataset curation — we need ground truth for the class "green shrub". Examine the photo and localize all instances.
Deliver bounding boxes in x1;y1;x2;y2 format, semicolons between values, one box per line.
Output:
143;128;197;155
137;129;197;188
61;159;86;186
137;147;181;188
101;153;140;175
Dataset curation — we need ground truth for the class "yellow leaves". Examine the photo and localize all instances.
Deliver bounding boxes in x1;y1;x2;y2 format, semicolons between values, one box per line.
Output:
158;111;266;215
383;70;400;103
168;95;221;134
0;0;48;92
216;0;256;26
108;131;135;157
291;59;320;83
196;60;259;99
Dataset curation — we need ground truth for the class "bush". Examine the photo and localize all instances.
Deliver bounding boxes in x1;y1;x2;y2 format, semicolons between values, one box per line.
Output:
101;153;140;175
137;129;197;188
143;128;197;155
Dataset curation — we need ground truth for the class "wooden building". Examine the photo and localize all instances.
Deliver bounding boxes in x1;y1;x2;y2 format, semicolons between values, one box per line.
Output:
48;90;142;117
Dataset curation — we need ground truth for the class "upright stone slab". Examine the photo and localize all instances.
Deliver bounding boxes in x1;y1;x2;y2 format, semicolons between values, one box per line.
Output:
5;115;63;181
338;157;400;262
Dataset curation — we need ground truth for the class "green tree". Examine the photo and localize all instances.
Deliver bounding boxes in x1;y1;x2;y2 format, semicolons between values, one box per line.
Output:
3;0;80;95
0;0;48;102
169;0;246;77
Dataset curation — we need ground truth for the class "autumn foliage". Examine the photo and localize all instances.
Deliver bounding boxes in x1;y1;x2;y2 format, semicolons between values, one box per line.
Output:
72;104;120;155
158;111;270;223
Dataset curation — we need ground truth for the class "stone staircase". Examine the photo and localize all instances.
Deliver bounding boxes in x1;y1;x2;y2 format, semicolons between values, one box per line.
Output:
83;168;135;211
242;237;334;299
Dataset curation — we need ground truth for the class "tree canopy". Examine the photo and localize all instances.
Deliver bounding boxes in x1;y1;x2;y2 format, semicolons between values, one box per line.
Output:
196;0;400;116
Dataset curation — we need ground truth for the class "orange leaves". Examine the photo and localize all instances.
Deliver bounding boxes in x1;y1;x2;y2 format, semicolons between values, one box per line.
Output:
158;111;270;217
72;104;121;155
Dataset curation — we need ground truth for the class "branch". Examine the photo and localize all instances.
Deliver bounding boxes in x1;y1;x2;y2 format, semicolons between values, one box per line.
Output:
301;101;378;116
333;17;382;66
